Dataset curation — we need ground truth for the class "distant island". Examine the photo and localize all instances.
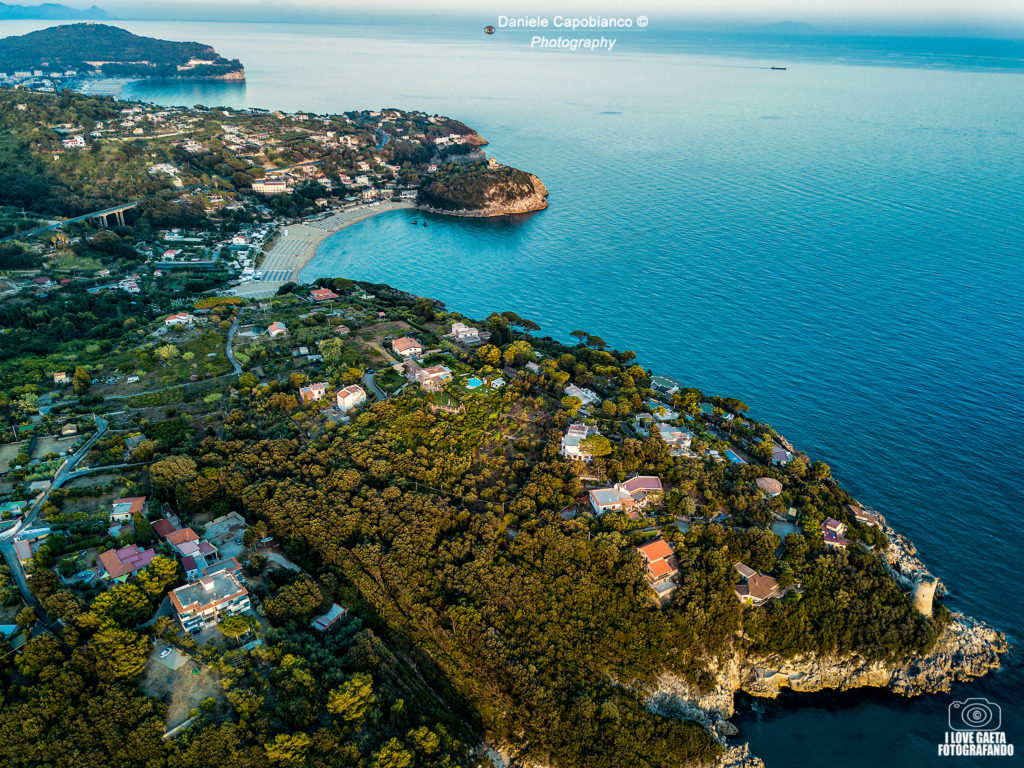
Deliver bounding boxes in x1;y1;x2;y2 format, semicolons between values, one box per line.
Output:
418;160;549;217
0;23;244;81
0;1;111;19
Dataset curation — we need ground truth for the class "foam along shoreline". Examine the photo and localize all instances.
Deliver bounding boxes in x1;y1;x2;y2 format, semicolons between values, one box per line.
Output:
234;200;413;298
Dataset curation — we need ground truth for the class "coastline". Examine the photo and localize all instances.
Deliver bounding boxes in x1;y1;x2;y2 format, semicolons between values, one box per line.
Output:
234;200;413;298
646;514;1009;768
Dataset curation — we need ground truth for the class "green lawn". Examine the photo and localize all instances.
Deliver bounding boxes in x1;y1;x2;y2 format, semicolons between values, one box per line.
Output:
53;252;104;271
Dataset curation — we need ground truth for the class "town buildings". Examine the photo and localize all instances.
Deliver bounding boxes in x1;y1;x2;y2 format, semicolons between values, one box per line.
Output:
98;544;156;581
564;384;599;408
110;496;147;523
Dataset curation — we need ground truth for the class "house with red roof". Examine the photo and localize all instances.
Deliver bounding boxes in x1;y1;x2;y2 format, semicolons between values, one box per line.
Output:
414;364;452;392
181;555;203;581
310;287;339;302
636;538;678;602
152;518;179;540
391;336;422;358
336;385;367;412
99;544;156;581
165;312;197;326
168;572;250;632
821;517;850;549
846;503;883;528
166;527;199;548
734;562;782;606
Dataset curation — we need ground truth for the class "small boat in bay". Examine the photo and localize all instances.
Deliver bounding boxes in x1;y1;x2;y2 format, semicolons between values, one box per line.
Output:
771;66;787;71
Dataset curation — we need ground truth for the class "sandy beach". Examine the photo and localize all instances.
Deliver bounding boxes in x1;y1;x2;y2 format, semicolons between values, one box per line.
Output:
234;200;413;297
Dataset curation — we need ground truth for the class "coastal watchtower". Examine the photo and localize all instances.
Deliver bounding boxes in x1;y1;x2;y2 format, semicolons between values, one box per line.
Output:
911;572;939;617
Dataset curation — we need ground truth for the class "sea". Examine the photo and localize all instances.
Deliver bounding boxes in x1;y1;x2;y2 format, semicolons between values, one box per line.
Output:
8;18;1023;766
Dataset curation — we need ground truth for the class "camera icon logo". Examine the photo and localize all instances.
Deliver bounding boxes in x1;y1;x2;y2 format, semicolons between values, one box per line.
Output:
948;698;1001;731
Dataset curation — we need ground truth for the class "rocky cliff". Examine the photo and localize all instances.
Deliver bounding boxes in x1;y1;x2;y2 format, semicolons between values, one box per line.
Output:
647;527;1008;767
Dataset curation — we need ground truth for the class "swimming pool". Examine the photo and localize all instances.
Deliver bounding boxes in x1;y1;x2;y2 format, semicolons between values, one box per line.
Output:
466;377;482;389
725;450;746;464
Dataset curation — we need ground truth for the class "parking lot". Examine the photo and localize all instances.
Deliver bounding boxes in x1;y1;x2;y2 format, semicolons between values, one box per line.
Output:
202;511;247;560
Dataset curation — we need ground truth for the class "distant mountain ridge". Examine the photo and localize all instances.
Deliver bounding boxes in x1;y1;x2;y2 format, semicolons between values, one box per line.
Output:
0;2;112;19
0;23;244;80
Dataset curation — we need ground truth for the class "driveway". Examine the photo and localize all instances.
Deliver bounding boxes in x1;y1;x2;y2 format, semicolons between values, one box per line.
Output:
363;371;386;401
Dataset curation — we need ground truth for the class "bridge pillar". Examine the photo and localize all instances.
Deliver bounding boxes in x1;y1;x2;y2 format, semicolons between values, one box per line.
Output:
115;210;125;227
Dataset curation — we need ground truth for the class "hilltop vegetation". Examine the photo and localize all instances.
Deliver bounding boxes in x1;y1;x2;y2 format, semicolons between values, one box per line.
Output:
418;162;549;215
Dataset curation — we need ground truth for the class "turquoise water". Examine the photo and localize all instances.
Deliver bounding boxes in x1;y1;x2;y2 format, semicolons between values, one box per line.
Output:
12;18;1022;765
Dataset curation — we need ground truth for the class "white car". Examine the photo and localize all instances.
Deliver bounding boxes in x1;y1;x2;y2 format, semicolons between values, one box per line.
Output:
159;648;172;658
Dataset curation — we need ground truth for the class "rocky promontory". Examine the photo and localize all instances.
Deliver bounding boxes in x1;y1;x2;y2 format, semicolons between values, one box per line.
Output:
417;161;548;217
647;523;1009;766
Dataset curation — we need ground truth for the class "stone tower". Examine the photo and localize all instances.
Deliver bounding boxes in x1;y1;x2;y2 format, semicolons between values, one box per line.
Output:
912;572;939;617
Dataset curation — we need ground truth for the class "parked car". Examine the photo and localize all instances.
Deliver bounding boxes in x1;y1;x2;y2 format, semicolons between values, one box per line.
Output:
159;648;172;658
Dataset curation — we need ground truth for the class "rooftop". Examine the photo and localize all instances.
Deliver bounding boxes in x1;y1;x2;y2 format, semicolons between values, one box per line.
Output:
166;527;199;547
619;475;663;495
99;544;155;579
169;571;247;614
637;539;673;562
392;336;422;353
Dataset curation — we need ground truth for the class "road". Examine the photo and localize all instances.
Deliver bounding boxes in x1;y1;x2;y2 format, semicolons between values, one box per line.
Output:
226;316;243;374
0;203;138;243
363;371;386;401
102;371;238;400
0;414;108;632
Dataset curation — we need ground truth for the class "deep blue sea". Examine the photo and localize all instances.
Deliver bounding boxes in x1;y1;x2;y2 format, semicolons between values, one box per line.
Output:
10;18;1023;765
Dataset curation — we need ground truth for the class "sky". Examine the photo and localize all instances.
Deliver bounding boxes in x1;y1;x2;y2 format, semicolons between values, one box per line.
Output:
34;0;1024;35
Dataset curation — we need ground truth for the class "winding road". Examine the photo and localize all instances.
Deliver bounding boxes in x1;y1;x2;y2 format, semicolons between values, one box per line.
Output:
226;316;243;375
0;414;108;632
